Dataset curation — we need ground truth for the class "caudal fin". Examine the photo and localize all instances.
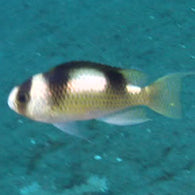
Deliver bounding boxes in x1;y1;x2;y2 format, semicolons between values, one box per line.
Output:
146;72;194;119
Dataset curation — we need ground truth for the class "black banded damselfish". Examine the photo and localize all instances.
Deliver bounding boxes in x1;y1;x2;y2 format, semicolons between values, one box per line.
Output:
7;61;194;138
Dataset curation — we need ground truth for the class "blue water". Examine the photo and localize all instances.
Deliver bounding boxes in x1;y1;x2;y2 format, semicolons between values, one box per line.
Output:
0;0;194;194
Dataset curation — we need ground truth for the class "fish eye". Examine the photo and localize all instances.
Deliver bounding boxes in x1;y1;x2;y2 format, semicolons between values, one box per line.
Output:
17;93;29;103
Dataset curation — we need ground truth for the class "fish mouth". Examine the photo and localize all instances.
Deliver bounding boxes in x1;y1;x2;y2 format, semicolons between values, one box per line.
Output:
8;86;18;111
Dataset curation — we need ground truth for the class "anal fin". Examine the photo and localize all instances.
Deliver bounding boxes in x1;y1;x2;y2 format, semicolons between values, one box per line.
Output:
97;107;151;126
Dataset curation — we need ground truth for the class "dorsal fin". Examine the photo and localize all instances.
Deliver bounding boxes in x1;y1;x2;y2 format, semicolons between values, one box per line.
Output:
120;69;148;87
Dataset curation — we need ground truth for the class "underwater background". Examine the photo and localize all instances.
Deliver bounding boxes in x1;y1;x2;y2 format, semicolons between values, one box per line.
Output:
0;0;194;194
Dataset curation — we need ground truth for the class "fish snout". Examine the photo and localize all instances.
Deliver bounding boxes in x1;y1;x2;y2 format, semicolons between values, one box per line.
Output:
8;86;18;111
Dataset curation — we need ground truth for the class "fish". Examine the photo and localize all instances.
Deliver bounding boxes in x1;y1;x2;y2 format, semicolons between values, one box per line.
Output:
7;61;194;138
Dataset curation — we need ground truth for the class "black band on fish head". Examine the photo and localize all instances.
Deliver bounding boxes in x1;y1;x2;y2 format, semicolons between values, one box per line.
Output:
16;78;32;114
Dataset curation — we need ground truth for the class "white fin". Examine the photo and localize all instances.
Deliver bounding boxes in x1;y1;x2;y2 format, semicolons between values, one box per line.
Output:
53;122;91;142
97;107;151;126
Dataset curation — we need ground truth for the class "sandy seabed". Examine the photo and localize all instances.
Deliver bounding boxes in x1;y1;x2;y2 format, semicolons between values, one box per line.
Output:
0;0;194;194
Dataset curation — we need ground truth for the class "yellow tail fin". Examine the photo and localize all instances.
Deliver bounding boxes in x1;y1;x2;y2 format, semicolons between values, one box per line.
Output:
146;72;194;119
